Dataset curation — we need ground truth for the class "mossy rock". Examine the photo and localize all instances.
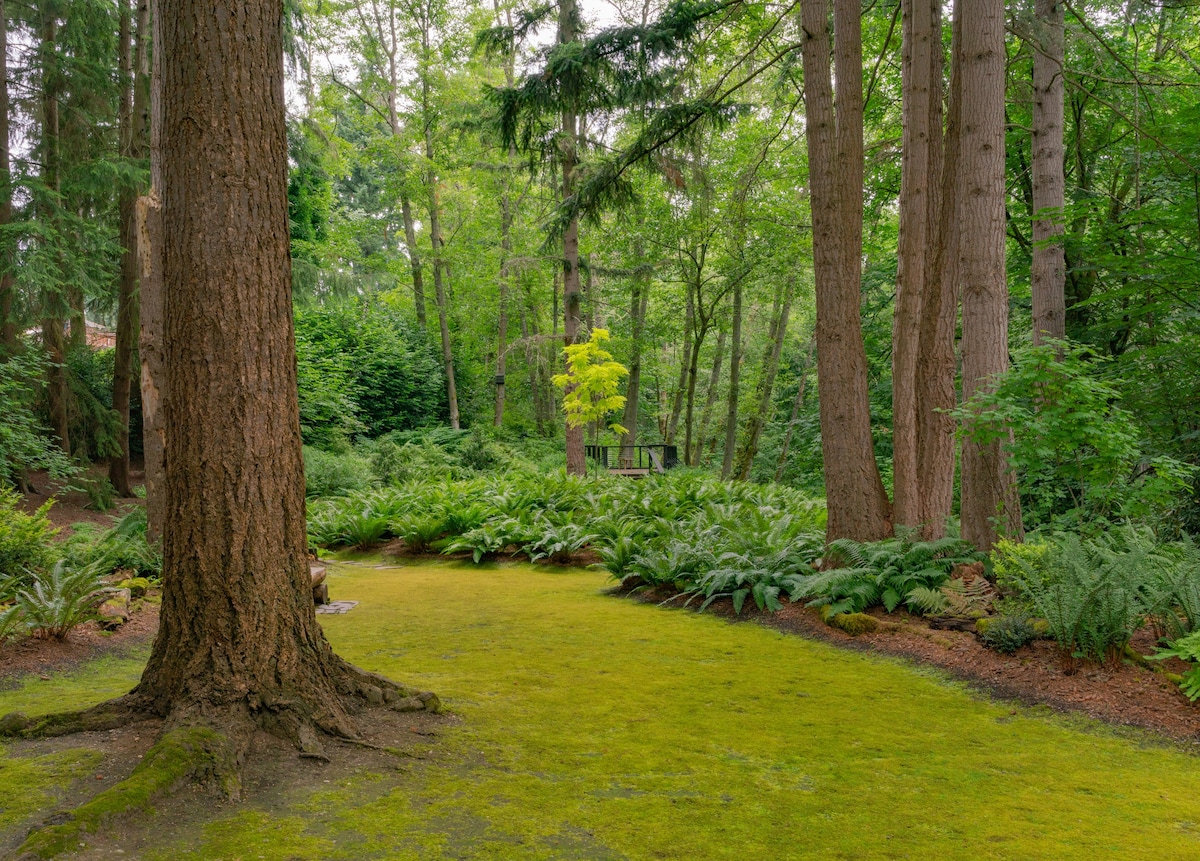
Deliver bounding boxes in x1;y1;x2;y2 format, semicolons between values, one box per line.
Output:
117;577;152;599
828;612;878;637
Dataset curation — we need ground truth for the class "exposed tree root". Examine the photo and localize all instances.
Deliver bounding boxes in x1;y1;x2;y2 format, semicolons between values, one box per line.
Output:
9;726;233;861
1;661;442;859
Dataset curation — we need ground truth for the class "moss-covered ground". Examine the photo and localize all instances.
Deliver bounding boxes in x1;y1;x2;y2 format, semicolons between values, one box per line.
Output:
4;560;1200;859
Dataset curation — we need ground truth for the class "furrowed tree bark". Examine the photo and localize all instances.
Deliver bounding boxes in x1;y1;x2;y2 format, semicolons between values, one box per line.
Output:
559;0;585;476
957;0;1023;549
139;0;165;543
914;0;956;538
801;0;892;541
891;0;937;530
125;0;438;762
110;0;149;497
1031;0;1066;346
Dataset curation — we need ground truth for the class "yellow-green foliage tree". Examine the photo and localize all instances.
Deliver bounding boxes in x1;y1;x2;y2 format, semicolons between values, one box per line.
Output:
552;329;629;471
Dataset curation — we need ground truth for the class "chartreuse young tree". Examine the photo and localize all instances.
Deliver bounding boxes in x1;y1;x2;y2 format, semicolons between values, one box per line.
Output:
552;328;629;444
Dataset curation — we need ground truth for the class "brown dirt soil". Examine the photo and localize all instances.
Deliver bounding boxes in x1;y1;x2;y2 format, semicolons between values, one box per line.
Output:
653;589;1200;747
17;467;145;536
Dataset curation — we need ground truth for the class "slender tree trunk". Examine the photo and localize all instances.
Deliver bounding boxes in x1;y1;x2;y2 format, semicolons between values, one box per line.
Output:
682;317;707;466
620;239;649;451
734;279;793;480
420;45;458;430
801;0;891;540
720;279;741;479
559;0;585;475
494;191;512;427
915;0;956;538
957;0;1023;549
40;9;69;455
0;0;16;353
1031;0;1066;345
774;337;814;482
695;328;725;466
400;194;426;328
139;0;165;542
110;0;149;497
666;282;694;444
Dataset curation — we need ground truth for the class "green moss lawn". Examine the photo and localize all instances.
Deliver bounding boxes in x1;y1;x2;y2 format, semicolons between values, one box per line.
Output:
4;561;1200;859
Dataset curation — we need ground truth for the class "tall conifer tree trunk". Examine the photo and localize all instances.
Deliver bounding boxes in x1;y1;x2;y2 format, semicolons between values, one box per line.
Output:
40;7;70;455
133;0;436;756
559;0;586;475
957;0;1023;549
139;0;165;542
800;0;891;541
110;0;149;497
0;0;16;353
2;0;438;793
914;0;956;537
891;0;937;529
1031;0;1066;345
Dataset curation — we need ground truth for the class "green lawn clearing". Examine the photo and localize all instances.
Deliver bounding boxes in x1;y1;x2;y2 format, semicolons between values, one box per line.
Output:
3;560;1200;859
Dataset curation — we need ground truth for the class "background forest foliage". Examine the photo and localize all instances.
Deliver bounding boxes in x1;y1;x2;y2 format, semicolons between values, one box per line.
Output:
0;0;1196;539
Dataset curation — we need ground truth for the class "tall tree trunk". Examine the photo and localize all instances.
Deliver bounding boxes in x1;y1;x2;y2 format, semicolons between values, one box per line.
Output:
720;278;742;479
620;238;649;451
0;0;16;353
774;337;815;482
494;190;512;427
957;0;1023;550
400;194;426;328
695;328;725;466
139;0;165;542
1031;0;1066;345
734;279;793;480
892;0;937;529
559;0;585;475
40;8;69;455
420;33;458;430
915;0;956;538
801;0;891;540
666;282;694;444
127;0;436;763
110;0;149;497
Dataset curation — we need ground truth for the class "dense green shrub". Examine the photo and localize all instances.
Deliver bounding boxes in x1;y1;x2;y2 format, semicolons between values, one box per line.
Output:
956;341;1195;531
294;301;446;446
0;488;57;584
303;446;376;497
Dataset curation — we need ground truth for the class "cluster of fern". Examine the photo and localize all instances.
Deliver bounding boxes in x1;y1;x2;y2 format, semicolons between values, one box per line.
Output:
0;490;131;643
995;526;1200;663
